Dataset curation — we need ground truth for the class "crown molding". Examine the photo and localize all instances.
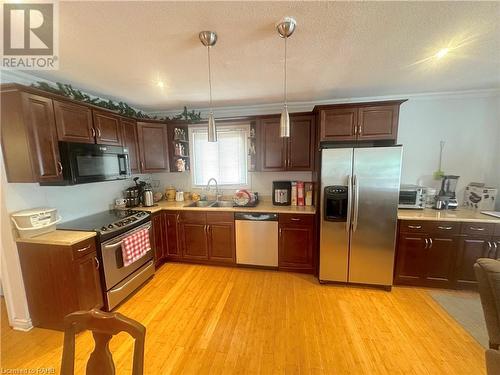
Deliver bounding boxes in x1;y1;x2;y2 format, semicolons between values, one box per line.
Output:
2;71;498;118
149;88;500;118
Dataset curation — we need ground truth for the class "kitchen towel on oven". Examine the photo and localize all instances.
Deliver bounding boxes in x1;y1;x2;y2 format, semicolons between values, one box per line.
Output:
121;228;151;267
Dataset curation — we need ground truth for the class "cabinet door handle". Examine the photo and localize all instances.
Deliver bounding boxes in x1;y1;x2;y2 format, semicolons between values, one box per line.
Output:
176;214;180;224
141;161;144;170
408;225;422;229
91;127;96;138
94;256;100;270
428;238;433;249
96;127;102;138
437;226;453;230
290;218;300;221
77;244;91;253
469;226;485;231
358;123;362;135
493;242;499;259
424;238;428;249
487;241;493;257
279;228;282;237
57;161;63;175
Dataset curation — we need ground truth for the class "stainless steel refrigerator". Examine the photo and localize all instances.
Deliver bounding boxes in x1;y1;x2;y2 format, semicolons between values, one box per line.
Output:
319;146;402;287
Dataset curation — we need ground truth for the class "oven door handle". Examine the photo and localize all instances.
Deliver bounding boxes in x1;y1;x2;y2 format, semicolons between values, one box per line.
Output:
102;224;151;249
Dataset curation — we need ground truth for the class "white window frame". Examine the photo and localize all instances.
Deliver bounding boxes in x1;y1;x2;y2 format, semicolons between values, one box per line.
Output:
189;122;250;189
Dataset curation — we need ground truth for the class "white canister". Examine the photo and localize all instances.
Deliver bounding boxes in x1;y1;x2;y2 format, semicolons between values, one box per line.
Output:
175;191;184;202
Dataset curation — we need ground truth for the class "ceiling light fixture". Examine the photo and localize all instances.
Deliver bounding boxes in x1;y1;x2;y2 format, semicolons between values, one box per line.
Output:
435;48;450;60
276;16;297;138
199;30;218;142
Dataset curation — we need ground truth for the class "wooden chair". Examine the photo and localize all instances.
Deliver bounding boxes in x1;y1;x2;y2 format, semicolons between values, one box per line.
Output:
61;309;146;375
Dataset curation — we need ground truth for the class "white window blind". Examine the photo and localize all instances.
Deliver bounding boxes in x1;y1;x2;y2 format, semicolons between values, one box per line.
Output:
190;124;249;186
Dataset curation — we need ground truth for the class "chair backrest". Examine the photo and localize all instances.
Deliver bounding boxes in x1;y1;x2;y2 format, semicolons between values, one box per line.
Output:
474;258;500;349
61;309;146;375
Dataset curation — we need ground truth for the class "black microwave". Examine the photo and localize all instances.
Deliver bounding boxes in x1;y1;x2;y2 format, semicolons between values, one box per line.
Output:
42;142;131;185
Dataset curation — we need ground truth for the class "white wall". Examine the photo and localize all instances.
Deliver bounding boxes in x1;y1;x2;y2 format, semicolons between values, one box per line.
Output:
397;93;500;208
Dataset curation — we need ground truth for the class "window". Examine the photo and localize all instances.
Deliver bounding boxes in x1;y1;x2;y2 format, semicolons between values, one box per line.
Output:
190;123;249;186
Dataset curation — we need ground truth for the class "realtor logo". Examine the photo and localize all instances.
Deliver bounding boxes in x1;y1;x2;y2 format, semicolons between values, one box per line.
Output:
2;1;59;69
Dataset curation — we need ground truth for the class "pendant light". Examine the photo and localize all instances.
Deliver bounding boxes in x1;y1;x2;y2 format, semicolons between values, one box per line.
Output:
199;31;218;142
276;17;296;138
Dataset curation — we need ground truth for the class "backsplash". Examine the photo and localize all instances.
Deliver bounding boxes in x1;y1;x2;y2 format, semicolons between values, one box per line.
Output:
5;171;313;222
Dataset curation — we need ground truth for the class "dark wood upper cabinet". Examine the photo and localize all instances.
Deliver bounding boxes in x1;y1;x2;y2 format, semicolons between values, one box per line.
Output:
93;110;123;146
137;122;169;173
316;100;406;143
287;115;315;171
1;88;63;182
258;115;315;171
54;100;94;143
278;214;315;273
259;117;286;171
22;93;63;182
358;105;400;141
121;118;140;173
319;108;357;142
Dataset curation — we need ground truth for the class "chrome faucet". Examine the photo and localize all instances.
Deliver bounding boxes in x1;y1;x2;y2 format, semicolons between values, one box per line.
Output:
206;178;221;201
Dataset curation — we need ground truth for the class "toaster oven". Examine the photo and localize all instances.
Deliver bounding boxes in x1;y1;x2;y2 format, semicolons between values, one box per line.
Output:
399;185;426;209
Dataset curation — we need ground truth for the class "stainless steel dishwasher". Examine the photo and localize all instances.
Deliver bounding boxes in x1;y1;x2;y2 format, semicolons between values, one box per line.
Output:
235;212;278;267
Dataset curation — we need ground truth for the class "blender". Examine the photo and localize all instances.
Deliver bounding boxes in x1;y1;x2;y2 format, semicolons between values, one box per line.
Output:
434;175;459;210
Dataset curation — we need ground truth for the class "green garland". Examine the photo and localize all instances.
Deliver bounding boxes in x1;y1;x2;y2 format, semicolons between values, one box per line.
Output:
31;81;202;122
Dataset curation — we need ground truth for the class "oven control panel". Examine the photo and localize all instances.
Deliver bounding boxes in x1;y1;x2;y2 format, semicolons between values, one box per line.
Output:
99;210;150;233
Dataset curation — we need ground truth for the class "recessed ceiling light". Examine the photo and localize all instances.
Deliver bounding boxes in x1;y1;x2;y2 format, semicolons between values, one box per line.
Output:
435;48;449;60
156;80;165;88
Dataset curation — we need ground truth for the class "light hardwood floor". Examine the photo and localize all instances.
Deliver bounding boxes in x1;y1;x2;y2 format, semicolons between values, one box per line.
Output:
1;263;485;374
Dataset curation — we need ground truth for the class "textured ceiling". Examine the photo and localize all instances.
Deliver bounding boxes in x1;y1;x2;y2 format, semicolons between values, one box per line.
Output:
33;1;500;111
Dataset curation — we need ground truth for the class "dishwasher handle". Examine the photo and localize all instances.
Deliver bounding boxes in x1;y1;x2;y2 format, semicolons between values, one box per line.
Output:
234;212;278;221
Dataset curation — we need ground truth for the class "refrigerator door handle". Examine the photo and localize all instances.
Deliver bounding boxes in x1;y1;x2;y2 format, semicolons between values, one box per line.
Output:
352;175;360;232
346;175;352;232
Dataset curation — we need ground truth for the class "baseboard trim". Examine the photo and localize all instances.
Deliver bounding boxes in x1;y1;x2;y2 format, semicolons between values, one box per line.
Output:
11;317;33;331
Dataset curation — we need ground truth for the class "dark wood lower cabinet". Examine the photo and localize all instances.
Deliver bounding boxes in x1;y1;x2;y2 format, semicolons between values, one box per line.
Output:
455;236;491;288
74;251;104;311
180;222;209;260
152;212;166;267
165;212;180;259
278;214;315;273
395;220;500;289
16;237;103;330
394;234;426;285
208;221;236;263
425;236;457;288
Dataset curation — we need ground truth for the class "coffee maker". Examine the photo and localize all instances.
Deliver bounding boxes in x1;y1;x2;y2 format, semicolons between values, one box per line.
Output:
434;175;459;210
273;181;291;206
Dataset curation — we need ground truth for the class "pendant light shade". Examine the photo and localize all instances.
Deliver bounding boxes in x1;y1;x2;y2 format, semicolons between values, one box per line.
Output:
276;17;296;138
199;31;218;142
280;105;290;137
208;111;217;142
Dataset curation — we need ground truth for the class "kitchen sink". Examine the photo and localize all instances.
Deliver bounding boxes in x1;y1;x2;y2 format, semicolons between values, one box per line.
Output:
184;200;235;208
210;200;235;207
185;200;215;208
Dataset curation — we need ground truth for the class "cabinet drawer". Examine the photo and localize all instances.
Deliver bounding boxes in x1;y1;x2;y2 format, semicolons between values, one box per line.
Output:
427;221;460;235
461;222;494;236
72;238;97;259
399;220;428;233
180;211;206;224
279;214;314;226
206;211;234;223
